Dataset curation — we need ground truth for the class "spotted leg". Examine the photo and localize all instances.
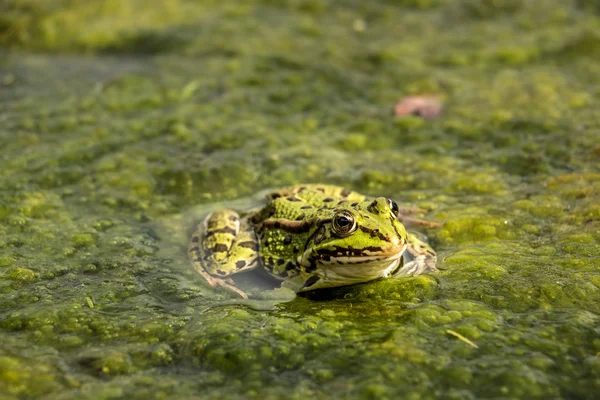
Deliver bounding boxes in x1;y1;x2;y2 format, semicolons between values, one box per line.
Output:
188;210;260;299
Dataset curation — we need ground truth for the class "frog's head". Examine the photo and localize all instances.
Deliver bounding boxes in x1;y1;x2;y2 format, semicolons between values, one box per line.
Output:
297;197;408;291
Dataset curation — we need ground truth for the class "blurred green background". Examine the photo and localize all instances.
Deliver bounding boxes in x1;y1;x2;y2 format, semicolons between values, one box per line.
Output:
0;1;599;399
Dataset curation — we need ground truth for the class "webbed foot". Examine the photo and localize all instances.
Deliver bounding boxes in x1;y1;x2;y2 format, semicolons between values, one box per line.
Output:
396;232;438;276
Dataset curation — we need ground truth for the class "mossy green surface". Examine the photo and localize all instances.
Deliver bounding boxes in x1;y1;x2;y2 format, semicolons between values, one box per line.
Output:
1;0;600;398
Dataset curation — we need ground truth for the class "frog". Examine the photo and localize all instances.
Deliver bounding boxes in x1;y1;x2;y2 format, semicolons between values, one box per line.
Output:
189;184;438;299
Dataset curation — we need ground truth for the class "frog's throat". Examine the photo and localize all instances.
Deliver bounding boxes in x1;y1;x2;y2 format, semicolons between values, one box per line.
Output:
297;244;407;269
295;252;405;291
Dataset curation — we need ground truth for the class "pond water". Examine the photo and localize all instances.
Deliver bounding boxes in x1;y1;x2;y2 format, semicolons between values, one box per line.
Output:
1;1;599;399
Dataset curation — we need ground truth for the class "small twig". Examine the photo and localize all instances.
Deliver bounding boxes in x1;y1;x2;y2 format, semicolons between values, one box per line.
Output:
399;216;442;228
446;329;478;348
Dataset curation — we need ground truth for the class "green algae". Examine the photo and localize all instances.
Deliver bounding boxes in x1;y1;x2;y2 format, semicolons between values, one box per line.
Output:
1;0;600;399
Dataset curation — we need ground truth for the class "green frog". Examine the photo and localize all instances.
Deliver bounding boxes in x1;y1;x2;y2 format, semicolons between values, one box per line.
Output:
189;185;438;298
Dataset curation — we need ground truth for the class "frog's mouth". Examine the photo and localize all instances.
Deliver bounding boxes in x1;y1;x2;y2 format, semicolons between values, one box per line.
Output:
296;245;407;290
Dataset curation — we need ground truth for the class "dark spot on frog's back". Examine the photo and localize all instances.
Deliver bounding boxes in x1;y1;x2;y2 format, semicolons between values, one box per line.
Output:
277;258;285;266
300;205;312;209
228;215;238;221
285;261;296;271
213;244;228;253
296;213;305;221
323;197;334;202
236;260;246;269
341;188;352;197
283;235;293;245
287;196;301;202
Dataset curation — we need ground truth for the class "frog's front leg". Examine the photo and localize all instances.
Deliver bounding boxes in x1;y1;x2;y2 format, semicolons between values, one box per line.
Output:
188;210;260;299
395;233;438;276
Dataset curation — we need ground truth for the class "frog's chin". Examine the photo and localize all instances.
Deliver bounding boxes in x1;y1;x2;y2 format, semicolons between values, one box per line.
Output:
319;252;402;267
322;252;402;277
298;245;406;267
294;245;407;291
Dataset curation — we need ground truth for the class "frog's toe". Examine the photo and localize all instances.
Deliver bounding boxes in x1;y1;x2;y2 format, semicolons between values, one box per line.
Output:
396;255;438;277
197;269;248;299
223;277;236;285
213;277;249;299
396;260;418;276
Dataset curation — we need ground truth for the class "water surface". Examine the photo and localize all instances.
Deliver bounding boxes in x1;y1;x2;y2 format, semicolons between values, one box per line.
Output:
1;1;599;398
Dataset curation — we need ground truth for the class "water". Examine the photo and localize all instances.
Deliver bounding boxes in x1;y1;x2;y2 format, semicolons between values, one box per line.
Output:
1;1;599;398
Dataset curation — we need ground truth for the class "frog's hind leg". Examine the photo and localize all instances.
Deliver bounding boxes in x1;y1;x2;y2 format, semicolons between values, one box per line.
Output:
189;210;260;299
395;233;438;277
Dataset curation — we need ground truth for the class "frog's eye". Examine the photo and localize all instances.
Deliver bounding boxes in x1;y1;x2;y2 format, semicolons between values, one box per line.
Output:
388;199;399;217
332;211;357;237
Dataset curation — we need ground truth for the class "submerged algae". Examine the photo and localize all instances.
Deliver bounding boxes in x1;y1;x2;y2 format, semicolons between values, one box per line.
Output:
1;0;600;399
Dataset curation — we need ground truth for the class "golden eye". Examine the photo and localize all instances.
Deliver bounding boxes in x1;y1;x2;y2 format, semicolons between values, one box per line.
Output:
332;211;356;237
388;199;399;217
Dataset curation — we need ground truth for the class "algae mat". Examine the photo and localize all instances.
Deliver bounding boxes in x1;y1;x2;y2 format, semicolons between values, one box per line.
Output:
1;1;599;399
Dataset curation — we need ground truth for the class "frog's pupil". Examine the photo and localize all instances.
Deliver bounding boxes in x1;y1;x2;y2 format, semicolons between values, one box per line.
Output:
337;216;350;226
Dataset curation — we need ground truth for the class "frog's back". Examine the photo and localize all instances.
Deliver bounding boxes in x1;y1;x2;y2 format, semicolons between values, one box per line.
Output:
266;184;366;205
250;184;365;224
